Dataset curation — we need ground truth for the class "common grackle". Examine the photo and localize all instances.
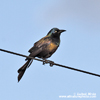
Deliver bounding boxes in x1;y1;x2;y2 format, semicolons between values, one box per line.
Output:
18;28;66;82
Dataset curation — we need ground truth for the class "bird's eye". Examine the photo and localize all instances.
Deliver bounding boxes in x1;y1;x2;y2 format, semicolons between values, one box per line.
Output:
55;31;57;33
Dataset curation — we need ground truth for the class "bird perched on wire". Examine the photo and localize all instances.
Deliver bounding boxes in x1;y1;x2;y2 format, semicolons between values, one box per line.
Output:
18;28;66;82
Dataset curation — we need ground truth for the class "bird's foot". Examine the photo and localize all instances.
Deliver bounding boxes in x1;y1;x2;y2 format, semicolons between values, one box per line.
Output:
49;61;54;67
43;60;54;67
43;59;47;65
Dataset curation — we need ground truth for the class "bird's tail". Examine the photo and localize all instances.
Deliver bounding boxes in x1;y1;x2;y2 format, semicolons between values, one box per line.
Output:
17;59;33;82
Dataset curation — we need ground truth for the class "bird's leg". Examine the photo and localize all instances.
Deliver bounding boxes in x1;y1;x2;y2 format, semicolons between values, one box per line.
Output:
42;59;54;67
49;60;54;67
42;59;49;65
42;58;47;65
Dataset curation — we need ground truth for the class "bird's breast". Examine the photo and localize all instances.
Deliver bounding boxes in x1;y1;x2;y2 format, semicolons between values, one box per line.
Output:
47;42;58;52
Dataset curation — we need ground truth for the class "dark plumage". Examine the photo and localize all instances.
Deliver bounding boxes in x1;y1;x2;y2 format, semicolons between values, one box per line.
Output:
18;28;66;82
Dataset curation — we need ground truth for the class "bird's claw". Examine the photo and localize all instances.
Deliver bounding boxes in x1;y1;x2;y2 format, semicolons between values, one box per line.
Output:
43;61;45;65
43;60;54;67
43;60;48;65
49;61;54;67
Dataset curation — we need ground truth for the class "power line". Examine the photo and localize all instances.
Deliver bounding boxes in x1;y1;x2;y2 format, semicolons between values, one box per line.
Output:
0;48;100;77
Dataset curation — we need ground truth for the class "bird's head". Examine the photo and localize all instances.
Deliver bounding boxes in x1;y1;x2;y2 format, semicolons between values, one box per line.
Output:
47;28;66;38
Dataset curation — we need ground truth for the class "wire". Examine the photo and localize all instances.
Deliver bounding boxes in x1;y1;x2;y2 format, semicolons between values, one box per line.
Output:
0;48;100;77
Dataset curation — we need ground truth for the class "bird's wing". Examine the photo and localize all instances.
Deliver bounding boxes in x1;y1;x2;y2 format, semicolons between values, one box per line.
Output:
28;36;51;57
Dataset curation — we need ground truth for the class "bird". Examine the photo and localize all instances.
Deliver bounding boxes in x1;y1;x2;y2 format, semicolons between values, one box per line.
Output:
17;28;66;82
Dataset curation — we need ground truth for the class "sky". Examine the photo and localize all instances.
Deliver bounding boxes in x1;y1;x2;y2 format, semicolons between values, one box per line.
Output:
0;0;100;100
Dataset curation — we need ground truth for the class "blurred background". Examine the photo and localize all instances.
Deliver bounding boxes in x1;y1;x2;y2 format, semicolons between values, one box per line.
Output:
0;0;100;100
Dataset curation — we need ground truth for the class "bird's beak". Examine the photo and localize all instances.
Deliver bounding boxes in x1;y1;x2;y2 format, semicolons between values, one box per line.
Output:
59;29;66;33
